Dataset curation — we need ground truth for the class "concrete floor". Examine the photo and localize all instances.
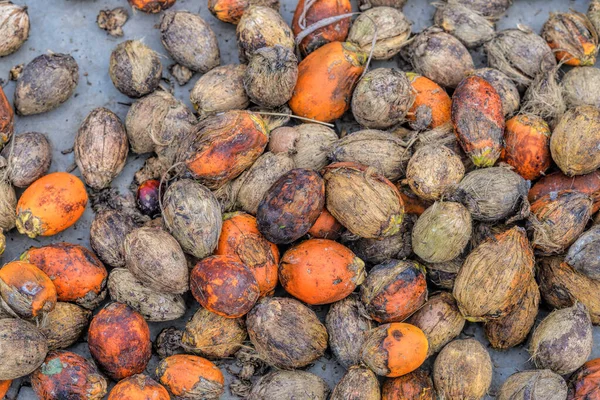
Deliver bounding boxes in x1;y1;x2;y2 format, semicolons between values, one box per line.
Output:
0;0;598;398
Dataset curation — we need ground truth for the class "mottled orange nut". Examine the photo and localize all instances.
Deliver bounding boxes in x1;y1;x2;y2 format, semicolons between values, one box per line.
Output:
156;355;224;400
307;208;343;239
88;303;151;380
214;212;279;297
280;239;366;305
501;114;551;181
108;374;170;400
208;0;248;24
128;0;175;13
543;11;598;66
529;170;600;214
397;184;432;216
16;172;88;238
22;243;108;309
0;261;57;319
292;0;352;55
569;358;600;399
190;255;260;318
406;73;452;131
289;41;367;122
382;370;435;400
0;86;14;148
31;351;108;400
0;380;11;399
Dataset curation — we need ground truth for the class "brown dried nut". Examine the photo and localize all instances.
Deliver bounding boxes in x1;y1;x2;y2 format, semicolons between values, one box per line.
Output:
426;258;462;290
590;0;600;34
0;87;13;150
521;65;565;130
0;180;16;231
433;339;492;400
347;7;411;60
542;11;598;66
0;318;48;380
244;45;297;108
14;53;79;116
246;297;328;369
160;11;220;74
162;179;222;259
406;144;464;201
382;370;435;400
249;370;329;399
39;302;91;351
326;294;374;369
406;26;474;88
268;124;338;170
358;0;406;11
97;7;129;37
471;68;520;117
75;107;129;190
109;40;162;98
562;67;600;109
434;3;495;48
190;64;248;118
128;0;175;13
566;225;600;280
486;27;557;89
108;268;186;322
90;210;138;268
292;0;351;56
453;226;535;322
445;0;512;18
0;2;29;56
484;278;539;350
209;0;279;24
331;367;380;400
1;132;51;188
236;6;295;63
530;302;593;375
498;370;567;400
351;69;414;130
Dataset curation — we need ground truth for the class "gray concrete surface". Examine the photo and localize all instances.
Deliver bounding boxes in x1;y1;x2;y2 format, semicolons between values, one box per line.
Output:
0;0;598;398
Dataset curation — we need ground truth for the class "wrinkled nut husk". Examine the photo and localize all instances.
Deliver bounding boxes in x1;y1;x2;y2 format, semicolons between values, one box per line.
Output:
209;0;279;24
108;268;186;322
244;45;297;108
162;179;222;259
0;318;48;380
109;40;162;98
0;86;13;150
39;302;91;351
351;69;414;130
249;370;329;400
412;202;472;263
75;107;129;190
407;292;465;357
412;124;469;169
566;225;600;280
90;209;139;268
190;64;249;119
484;278;539;350
568;358;600;399
529;191;592;255
406;26;474;88
445;0;512;18
0;180;16;231
1;132;51;188
323;162;405;239
128;0;175;13
471;68;520;117
326;294;374;369
292;0;351;56
434;3;495;48
590;0;600;34
542;11;598;66
521;65;566;129
97;7;129;37
406;144;464;201
268;124;338;170
453;226;534;322
124;227;189;294
0;2;29;56
498;370;567;400
528;170;600;214
382;370;435;400
562;66;600;109
331;367;380;400
246;297;328;369
347;7;411;60
485;26;557;89
456;166;529;222
530;302;593;375
551;105;600;176
433;339;492;400
169;63;193;86
160;11;220;73
331;129;412;181
15;53;79;116
181;307;247;359
358;0;405;10
425;258;462;290
236;6;294;63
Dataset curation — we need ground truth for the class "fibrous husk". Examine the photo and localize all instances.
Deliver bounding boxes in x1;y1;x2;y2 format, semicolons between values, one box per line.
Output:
236;6;294;63
529;302;593;375
326;293;375;369
191;65;248;119
484;278;540;350
108;268;186;322
246;297;328;369
15;53;79;115
268;124;338;170
562;66;600;109
0;2;29;56
521;65;566;129
412;201;472;263
453;226;535;321
542;11;598;66
248;370;329;400
566;225;600;280
406;144;464;201
445;0;512;18
331;367;380;400
331;129;412;181
358;0;406;11
425;257;462;290
434;3;495;48
1;132;51;188
39;302;91;351
90;209;139;268
109;40;162;98
405;26;475;88
407;292;465;357
589;0;600;34
498;370;567;400
97;7;128;37
433;339;492;400
0;318;48;380
162;179;222;259
0;179;17;232
471;68;520;117
347;7;411;60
